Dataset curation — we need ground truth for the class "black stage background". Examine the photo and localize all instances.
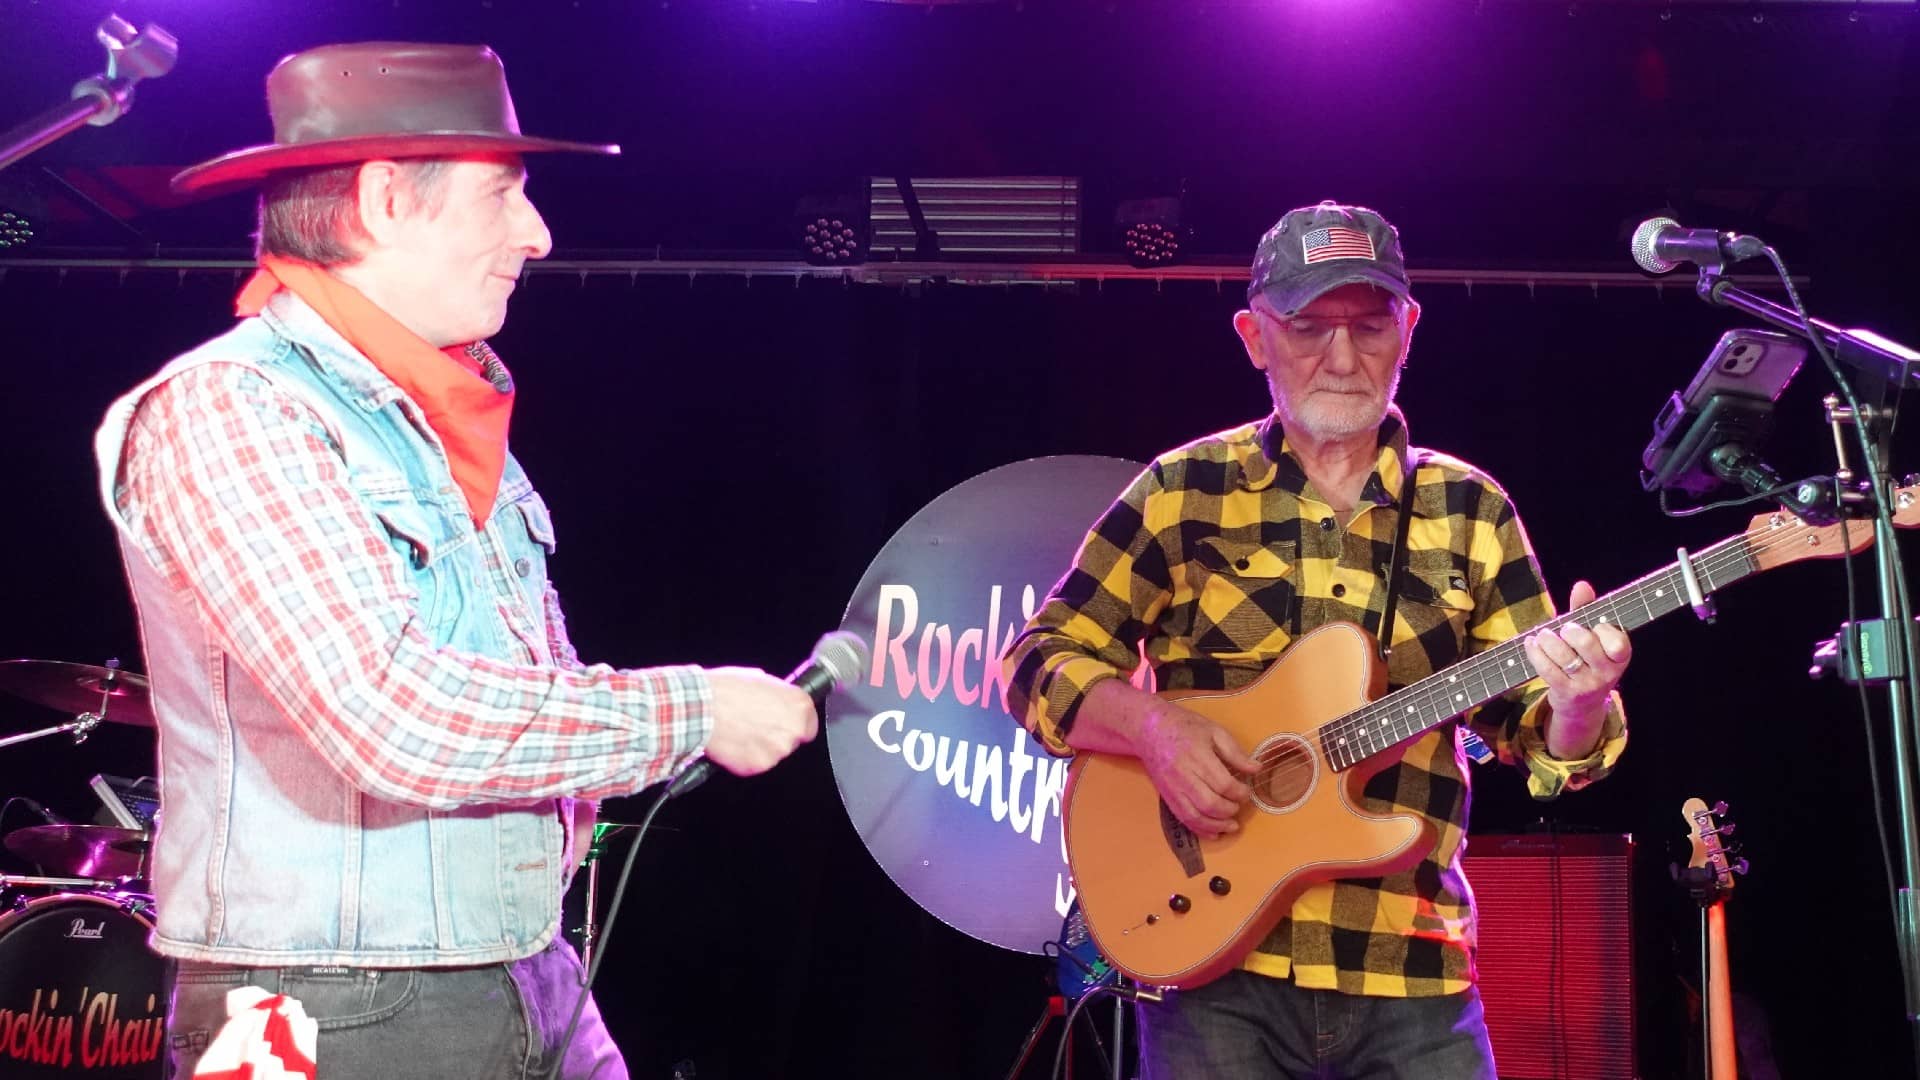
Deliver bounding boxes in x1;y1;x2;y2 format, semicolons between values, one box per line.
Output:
2;1;1919;1077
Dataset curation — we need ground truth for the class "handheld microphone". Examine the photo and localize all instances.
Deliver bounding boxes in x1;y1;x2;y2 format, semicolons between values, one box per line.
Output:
665;630;870;797
783;630;869;704
1630;217;1768;275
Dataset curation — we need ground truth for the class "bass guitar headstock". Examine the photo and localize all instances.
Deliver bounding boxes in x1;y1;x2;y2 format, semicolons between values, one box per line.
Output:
1677;796;1748;906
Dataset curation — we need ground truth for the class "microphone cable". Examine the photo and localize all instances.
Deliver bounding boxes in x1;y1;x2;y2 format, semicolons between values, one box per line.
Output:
546;778;677;1080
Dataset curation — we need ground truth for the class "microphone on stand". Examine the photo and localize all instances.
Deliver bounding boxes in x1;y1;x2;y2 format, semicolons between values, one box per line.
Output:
665;630;870;798
1630;217;1768;275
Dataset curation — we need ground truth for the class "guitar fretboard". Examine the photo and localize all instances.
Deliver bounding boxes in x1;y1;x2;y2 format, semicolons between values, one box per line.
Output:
1319;528;1766;771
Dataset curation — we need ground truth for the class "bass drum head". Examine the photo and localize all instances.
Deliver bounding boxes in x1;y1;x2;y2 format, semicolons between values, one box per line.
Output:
0;892;165;1078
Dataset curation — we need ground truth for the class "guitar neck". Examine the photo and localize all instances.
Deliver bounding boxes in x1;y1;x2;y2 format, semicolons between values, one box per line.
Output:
1322;529;1760;772
1705;900;1738;1080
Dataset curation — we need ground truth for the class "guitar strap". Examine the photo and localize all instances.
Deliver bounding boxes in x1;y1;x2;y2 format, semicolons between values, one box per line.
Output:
1372;449;1421;662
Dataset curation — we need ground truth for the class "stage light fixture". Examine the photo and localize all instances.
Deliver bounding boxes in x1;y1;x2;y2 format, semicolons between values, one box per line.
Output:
795;192;869;267
1116;196;1185;269
0;212;33;250
802;216;861;265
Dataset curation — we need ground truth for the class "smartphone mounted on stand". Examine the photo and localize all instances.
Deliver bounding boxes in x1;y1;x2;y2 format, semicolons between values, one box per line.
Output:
1641;329;1808;496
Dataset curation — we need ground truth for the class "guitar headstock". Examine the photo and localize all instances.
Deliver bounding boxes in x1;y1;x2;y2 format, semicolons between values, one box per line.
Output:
1680;796;1748;904
1746;481;1919;572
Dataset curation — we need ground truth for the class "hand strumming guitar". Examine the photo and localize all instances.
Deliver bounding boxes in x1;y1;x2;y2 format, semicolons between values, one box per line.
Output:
1072;679;1261;839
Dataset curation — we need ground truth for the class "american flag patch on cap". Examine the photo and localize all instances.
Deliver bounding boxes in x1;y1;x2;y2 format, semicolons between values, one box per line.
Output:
1301;226;1376;264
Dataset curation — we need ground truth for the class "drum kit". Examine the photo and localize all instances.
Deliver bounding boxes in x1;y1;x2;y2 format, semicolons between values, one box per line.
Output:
0;658;166;1079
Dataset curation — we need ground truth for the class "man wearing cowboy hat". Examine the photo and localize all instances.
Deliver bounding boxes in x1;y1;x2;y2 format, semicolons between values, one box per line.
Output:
94;43;818;1079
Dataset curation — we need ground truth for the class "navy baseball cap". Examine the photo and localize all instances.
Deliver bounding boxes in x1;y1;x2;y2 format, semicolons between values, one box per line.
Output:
1247;201;1411;314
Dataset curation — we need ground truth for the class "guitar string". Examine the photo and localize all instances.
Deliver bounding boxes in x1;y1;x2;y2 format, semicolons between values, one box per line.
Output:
1313;523;1779;762
1252;521;1814;792
1247;526;1769;791
1231;520;1815;795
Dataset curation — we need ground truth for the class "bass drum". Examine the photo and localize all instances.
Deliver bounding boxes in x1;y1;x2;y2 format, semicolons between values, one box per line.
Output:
0;892;165;1078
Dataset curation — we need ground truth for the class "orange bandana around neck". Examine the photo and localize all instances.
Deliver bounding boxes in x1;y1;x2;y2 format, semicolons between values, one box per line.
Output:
236;257;515;527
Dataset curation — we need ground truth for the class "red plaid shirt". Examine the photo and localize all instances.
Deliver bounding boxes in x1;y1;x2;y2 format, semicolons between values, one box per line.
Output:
110;361;712;809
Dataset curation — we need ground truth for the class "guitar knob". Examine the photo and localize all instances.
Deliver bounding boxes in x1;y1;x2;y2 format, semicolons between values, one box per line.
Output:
1168;894;1191;914
1209;876;1231;896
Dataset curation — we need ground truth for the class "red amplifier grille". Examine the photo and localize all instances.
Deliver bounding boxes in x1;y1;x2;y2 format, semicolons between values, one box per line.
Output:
1464;832;1635;1080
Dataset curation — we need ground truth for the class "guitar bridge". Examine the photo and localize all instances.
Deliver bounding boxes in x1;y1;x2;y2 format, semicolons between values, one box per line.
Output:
1158;799;1205;877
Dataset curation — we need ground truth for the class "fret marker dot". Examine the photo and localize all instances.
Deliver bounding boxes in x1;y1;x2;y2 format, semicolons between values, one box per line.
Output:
1454;693;1464;702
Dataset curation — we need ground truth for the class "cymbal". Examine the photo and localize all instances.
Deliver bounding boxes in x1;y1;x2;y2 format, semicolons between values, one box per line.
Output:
0;660;153;726
4;824;148;880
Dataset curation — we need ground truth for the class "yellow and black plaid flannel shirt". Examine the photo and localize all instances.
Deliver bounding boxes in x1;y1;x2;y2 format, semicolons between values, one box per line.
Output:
1003;407;1626;997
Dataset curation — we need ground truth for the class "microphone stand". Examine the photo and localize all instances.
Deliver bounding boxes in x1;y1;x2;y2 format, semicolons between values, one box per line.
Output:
0;713;101;751
0;15;178;174
1695;266;1920;1062
1694;271;1920;391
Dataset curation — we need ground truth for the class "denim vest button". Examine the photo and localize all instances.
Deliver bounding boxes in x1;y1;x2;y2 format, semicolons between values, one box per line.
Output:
515;557;532;578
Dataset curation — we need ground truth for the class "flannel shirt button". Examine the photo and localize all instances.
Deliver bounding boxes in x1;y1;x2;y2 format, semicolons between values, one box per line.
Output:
1234;557;1251;570
514;557;532;578
1331;583;1346;598
1319;517;1335;531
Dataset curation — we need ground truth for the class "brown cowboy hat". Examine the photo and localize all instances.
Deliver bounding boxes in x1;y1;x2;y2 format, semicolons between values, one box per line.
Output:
171;42;619;197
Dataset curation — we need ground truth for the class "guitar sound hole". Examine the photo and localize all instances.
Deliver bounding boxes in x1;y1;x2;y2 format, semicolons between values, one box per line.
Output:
1249;735;1315;813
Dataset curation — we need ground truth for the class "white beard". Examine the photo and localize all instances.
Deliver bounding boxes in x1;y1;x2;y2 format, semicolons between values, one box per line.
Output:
1269;363;1403;442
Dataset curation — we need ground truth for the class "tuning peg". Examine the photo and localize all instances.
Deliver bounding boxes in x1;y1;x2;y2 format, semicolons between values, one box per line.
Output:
1710;800;1730;817
1732;857;1750;875
1716;822;1736;836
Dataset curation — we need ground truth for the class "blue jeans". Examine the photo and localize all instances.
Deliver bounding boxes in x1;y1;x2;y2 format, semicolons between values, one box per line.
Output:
164;938;626;1080
1136;971;1496;1080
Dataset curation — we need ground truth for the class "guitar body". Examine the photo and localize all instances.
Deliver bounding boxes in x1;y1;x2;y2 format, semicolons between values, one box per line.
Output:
1064;622;1432;988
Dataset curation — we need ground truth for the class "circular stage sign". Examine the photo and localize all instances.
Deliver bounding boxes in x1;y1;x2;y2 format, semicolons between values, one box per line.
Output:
828;455;1144;955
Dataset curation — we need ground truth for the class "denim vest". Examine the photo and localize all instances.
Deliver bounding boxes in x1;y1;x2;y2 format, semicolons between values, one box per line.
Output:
95;292;579;967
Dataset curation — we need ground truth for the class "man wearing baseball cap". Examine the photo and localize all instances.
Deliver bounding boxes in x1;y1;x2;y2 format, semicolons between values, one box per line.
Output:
1004;201;1630;1076
94;43;818;1078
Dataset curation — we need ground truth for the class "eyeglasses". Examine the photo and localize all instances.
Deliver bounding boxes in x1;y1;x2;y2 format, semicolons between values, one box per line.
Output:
1260;311;1401;356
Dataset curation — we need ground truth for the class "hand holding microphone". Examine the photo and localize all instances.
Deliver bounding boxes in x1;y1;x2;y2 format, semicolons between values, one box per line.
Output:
670;630;869;796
